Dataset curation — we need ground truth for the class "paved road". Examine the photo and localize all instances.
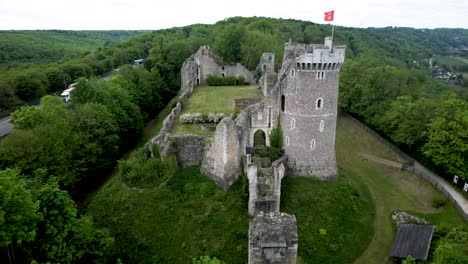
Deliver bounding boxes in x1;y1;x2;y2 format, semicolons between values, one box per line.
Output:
0;116;13;138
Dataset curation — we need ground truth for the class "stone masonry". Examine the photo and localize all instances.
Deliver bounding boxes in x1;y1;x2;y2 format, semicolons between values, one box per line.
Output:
201;117;242;191
278;37;345;180
249;212;298;264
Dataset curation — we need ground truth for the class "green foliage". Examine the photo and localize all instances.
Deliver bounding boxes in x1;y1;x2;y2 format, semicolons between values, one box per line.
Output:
432;227;468;264
119;147;177;188
422;99;468;179
402;256;416;264
0;169;38;248
256;147;284;161
85;166;249;263
432;197;448;208
269;124;283;149
213;24;246;63
193;256;225;264
206;74;246;86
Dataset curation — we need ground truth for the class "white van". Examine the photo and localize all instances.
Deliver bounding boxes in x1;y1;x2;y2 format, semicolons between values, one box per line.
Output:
60;83;76;102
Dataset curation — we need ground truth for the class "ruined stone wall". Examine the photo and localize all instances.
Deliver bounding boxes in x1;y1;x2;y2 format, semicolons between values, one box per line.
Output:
249;212;298;264
171;135;206;167
234;98;262;111
257;52;275;73
223;63;255;84
201;117;242;191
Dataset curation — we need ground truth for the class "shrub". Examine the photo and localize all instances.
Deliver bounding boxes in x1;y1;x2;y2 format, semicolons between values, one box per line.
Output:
206;74;246;86
432;197;448;208
119;147;177;188
256;147;284;161
180;112;225;124
269;125;283;149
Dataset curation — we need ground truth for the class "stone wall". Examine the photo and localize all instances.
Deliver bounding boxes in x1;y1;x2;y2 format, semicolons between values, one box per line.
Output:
247;154;286;216
257;52;275;74
279;39;345;180
223;63;256;84
249;212;298;264
234;98;262;111
172;135;206;167
201;117;242;191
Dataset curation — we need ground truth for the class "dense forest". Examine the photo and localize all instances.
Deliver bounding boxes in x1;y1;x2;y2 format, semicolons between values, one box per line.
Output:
0;17;467;263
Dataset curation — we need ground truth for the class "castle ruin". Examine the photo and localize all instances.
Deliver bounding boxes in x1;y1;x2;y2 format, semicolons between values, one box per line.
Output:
148;37;345;263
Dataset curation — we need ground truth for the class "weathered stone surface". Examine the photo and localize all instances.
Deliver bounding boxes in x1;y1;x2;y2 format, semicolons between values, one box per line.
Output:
234;98;262;111
201;117;242;191
278;37;345;180
171;135;206;167
147;134;205;168
249;212;298;264
392;211;430;227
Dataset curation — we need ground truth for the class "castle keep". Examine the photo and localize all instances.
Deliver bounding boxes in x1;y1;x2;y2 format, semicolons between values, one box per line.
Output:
278;37;345;179
148;37;345;264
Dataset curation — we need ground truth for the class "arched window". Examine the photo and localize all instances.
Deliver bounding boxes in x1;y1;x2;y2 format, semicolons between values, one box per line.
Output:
316;98;323;110
281;95;285;112
291;70;295;77
319;120;324;132
310;139;316;150
262;64;267;71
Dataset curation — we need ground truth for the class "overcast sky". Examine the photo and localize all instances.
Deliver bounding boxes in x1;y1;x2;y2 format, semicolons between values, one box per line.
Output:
0;0;467;30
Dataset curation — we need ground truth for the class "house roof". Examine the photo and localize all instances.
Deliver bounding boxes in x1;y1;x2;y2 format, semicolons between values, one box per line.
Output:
390;224;434;260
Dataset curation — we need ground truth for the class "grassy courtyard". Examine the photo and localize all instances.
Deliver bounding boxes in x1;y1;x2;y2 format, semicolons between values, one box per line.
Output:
171;85;262;136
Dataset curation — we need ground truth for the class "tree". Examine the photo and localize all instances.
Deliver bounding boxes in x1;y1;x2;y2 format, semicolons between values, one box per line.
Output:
0;81;20;111
378;96;438;147
30;181;77;263
422;99;468;179
213;24;246;63
0;169;38;263
12;71;49;102
432;227;468;264
240;30;282;70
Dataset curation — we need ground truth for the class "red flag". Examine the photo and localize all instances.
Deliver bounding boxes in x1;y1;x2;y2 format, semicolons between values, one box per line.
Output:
324;10;334;21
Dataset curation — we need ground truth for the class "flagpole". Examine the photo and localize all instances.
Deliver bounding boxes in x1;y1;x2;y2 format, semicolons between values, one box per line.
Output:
331;24;335;41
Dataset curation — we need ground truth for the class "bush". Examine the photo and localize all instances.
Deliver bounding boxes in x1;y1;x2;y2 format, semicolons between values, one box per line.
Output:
180;112;225;124
206;74;246;86
119;147;177;188
256;147;284;161
432;197;448;208
269;125;283;149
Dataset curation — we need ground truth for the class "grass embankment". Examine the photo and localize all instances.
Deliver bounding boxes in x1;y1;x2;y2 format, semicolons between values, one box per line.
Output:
281;169;375;263
172;85;261;136
335;114;467;264
85;166;375;263
84;166;250;263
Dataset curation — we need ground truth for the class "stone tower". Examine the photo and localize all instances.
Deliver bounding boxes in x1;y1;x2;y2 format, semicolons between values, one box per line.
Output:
278;37;345;180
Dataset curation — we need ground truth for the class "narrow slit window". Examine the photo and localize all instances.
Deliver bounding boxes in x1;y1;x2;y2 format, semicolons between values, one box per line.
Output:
321;72;324;79
316;98;323;109
281;95;285;112
290;118;296;130
310;139;316;150
319;120;324;132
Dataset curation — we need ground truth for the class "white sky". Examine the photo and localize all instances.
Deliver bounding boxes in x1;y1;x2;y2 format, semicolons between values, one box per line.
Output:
0;0;467;30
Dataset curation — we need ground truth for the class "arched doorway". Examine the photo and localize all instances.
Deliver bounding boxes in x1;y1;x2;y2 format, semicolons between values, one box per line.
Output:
253;130;266;147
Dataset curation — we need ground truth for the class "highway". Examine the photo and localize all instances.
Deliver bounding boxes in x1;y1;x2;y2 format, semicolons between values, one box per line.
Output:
0;116;13;138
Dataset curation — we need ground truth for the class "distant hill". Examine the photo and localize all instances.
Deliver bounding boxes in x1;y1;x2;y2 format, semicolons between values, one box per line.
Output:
0;30;146;68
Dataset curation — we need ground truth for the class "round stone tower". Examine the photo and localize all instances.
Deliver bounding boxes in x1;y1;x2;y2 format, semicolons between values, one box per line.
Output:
279;37;345;180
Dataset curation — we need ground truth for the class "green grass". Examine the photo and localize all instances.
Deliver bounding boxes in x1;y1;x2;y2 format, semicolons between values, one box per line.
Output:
172;85;261;136
335;114;467;264
281;169;375;264
84;166;250;263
